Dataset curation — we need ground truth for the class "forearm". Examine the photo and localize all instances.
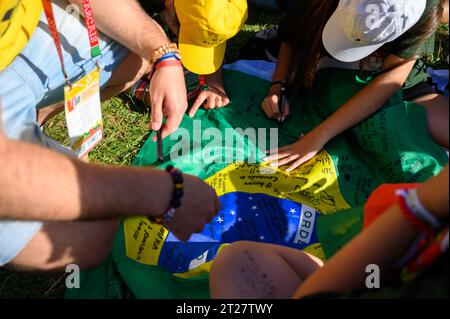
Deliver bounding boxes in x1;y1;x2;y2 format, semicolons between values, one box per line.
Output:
311;58;416;143
272;42;294;83
0;138;171;221
69;0;169;59
295;166;449;298
295;204;418;298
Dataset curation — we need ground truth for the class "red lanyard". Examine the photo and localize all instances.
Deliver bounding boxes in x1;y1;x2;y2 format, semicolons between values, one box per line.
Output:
42;0;101;85
81;0;101;58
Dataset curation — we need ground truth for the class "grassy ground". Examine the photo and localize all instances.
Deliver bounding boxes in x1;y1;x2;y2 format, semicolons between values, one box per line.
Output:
0;5;448;299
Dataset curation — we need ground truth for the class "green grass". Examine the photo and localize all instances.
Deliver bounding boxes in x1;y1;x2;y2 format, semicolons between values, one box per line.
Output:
44;96;152;165
0;4;448;299
426;24;450;69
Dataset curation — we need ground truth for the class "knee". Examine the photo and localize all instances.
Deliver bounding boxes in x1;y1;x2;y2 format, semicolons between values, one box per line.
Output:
75;221;117;271
211;241;261;276
110;54;150;88
7;220;117;273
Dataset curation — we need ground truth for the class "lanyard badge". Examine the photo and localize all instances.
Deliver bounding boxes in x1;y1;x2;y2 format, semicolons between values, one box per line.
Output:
42;0;103;158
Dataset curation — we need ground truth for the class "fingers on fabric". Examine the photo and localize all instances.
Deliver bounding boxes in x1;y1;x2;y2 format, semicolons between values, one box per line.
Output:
150;96;163;131
189;93;207;117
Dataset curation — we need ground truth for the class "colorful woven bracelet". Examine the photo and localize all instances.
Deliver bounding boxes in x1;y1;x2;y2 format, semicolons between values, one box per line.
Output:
153;165;184;226
396;189;434;234
405;188;442;229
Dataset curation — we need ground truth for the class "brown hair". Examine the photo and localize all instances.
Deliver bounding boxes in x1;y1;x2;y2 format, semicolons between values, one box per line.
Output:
286;0;339;91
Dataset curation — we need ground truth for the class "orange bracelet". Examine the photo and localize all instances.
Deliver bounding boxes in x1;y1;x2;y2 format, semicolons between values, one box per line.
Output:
155;59;182;70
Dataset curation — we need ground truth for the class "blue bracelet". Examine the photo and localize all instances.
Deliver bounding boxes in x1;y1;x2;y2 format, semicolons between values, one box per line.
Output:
156;52;181;65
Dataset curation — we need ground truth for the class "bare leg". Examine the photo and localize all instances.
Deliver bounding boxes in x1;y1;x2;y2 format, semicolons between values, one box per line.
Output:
100;52;150;101
6;220;117;272
210;241;323;299
412;93;449;149
37;103;65;127
442;0;449;24
38;52;150;127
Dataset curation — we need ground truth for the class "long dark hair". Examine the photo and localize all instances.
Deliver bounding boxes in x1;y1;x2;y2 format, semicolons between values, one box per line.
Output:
287;0;339;91
288;0;446;92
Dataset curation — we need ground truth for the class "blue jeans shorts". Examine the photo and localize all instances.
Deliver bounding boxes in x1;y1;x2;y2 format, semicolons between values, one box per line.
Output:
0;0;129;266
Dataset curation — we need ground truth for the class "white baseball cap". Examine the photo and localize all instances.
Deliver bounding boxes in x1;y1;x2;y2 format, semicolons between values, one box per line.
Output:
322;0;427;62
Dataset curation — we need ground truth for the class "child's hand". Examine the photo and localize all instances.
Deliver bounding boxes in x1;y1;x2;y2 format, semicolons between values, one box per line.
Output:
189;85;230;117
189;70;230;117
261;86;290;121
263;132;326;172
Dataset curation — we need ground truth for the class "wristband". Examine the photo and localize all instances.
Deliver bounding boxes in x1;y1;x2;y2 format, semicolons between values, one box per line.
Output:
155;52;182;64
152;165;184;226
396;189;440;234
155;59;183;70
270;80;287;88
405;188;442;229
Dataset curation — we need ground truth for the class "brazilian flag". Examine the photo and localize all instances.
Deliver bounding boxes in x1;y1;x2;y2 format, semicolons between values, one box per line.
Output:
66;66;447;299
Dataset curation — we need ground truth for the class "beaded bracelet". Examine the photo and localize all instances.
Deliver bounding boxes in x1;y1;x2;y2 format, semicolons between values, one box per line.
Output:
151;43;179;66
152;165;184;226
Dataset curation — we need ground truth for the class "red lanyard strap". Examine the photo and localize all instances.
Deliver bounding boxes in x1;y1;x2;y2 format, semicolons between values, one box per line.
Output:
81;0;101;58
42;0;70;83
42;0;101;85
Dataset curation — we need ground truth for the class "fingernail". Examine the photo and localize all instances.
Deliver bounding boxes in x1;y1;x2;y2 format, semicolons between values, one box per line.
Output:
151;123;160;131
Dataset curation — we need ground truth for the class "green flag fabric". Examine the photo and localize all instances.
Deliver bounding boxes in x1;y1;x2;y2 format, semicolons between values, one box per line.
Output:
66;67;447;299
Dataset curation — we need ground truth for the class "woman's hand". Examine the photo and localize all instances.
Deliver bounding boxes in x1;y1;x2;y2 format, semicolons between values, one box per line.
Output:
264;131;327;172
189;69;230;117
261;85;290;121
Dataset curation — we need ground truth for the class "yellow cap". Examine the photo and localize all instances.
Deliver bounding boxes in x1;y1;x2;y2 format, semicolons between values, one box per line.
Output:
175;0;248;75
